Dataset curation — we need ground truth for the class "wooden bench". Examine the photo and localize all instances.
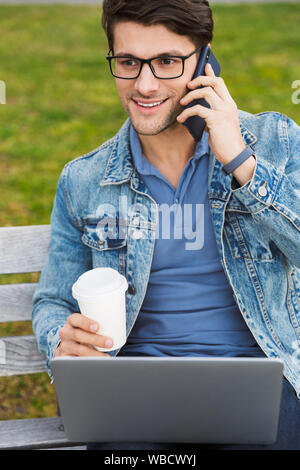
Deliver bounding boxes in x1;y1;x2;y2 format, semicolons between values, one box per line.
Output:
0;225;85;450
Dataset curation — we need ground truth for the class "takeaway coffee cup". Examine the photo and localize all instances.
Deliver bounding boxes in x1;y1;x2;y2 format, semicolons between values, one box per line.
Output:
72;267;128;352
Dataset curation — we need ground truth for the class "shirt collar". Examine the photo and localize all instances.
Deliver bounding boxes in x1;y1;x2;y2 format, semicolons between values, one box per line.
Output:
130;124;209;176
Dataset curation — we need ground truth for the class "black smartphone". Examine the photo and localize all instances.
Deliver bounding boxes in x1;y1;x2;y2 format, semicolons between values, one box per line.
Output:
183;45;221;142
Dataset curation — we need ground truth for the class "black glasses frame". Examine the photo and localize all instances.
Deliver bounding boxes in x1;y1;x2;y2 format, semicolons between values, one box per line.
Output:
106;47;202;80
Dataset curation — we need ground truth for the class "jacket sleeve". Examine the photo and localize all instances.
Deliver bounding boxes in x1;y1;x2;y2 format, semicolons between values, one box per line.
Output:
32;164;92;379
230;114;300;268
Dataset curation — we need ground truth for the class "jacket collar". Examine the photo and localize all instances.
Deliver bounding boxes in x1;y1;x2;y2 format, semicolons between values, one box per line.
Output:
100;119;133;186
100;110;258;188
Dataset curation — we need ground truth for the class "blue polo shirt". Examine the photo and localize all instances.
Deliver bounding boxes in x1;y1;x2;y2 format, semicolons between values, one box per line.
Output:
118;126;264;358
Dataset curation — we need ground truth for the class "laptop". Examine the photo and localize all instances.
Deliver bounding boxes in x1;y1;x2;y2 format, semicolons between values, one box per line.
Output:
51;356;283;445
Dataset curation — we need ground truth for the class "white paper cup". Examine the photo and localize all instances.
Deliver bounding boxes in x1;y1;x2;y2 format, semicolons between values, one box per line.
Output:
72;268;128;352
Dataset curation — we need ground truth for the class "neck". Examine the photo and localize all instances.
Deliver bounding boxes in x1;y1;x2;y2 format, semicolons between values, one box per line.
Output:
137;122;197;169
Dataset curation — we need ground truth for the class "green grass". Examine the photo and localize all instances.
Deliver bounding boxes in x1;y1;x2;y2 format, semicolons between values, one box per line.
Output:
0;3;299;420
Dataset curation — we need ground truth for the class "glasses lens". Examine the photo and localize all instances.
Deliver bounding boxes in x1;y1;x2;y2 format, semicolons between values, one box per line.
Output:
151;57;183;78
109;56;184;79
111;57;141;78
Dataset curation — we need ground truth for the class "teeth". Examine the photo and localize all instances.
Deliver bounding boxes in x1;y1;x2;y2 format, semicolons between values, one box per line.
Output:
137;101;163;108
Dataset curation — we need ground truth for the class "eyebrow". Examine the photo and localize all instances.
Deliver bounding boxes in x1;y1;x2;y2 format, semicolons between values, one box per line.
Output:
114;50;186;57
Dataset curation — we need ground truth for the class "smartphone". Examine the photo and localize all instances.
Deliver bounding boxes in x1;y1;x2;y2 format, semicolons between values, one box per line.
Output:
183;45;221;142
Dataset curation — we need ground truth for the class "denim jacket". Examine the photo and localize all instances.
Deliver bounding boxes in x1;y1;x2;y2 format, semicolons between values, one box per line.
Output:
32;109;300;396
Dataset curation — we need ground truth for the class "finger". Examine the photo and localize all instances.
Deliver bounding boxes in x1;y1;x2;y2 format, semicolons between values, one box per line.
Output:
59;323;73;341
63;315;114;349
180;86;222;109
61;340;110;357
205;62;215;78
71;327;114;350
60;322;112;350
188;66;233;102
177;103;212;124
74;343;110;357
68;313;99;333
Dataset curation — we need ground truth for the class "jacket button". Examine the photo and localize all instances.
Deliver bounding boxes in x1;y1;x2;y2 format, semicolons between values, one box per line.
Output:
128;284;136;295
133;229;143;240
258;184;268;197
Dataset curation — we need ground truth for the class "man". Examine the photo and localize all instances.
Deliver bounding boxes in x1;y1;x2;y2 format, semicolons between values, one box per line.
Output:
32;0;300;450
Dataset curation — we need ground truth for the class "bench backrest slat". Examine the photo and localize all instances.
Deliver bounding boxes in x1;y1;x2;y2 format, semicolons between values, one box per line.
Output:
0;225;51;274
0;225;51;377
0;283;37;322
0;335;47;376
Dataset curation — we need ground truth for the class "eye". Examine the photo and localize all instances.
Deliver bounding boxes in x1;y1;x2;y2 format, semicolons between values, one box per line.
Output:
160;58;175;66
120;59;139;67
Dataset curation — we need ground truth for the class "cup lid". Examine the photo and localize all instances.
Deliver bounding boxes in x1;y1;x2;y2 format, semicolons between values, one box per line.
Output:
72;267;128;299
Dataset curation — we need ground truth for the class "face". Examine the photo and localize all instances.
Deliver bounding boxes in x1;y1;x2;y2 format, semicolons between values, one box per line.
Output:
112;21;199;136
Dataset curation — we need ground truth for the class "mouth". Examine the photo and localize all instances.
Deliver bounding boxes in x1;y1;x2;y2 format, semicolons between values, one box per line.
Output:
132;98;168;114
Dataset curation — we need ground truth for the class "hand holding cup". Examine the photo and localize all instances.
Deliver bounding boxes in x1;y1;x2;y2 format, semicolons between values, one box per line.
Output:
55;268;128;357
54;313;112;357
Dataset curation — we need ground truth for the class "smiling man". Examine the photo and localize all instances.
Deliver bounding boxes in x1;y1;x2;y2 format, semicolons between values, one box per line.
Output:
32;0;300;450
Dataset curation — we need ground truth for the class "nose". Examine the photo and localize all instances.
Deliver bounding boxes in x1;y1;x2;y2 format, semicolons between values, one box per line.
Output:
134;62;160;96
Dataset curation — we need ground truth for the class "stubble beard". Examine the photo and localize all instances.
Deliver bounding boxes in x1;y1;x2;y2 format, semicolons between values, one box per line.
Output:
125;97;184;136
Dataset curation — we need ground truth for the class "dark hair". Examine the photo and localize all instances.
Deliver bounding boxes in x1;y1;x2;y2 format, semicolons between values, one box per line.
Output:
102;0;214;52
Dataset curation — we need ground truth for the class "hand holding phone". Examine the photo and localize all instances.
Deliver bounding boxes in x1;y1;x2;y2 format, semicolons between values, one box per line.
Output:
182;45;221;142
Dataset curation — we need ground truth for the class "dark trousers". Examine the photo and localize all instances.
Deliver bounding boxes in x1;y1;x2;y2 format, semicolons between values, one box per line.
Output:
87;379;300;450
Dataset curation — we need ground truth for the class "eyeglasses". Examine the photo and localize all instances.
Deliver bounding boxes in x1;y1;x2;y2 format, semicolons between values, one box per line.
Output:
106;47;202;80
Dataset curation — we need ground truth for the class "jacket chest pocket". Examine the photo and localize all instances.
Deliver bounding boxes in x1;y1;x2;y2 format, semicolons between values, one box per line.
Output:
81;216;128;275
224;211;277;261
